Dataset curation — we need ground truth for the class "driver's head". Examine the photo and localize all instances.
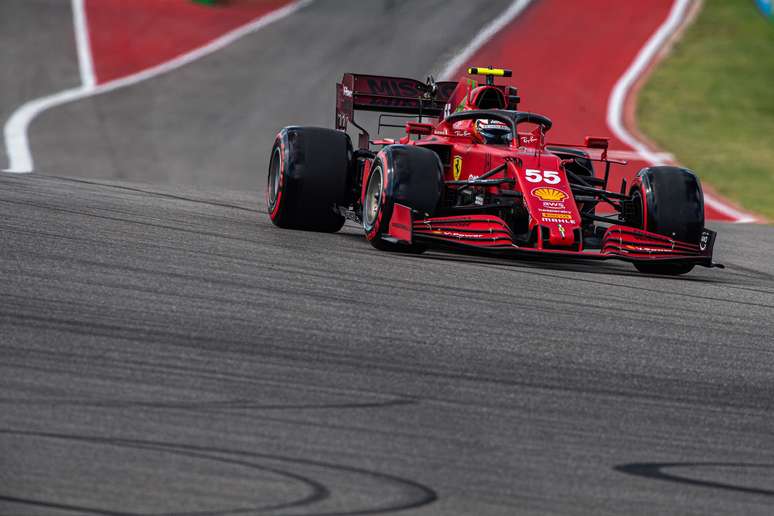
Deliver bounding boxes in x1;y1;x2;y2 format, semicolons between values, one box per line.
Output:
474;119;512;145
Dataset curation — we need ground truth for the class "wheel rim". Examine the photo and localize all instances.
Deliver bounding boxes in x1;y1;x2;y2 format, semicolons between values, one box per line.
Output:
364;164;383;226
630;189;644;229
268;147;281;207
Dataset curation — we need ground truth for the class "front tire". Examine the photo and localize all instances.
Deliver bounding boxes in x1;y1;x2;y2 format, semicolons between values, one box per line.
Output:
363;145;443;253
630;166;704;275
267;126;351;232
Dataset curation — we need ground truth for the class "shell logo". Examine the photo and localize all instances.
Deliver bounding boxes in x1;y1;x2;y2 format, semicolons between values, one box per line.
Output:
531;187;568;202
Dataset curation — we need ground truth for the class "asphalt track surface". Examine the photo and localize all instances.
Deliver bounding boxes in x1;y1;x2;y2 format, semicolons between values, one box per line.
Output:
25;0;512;188
2;1;774;515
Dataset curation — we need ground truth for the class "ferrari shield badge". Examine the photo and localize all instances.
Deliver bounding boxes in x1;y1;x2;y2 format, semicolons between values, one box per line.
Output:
453;155;462;180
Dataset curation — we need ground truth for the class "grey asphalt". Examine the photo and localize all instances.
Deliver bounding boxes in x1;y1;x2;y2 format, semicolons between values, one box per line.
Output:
0;0;81;167
28;0;512;189
2;1;774;515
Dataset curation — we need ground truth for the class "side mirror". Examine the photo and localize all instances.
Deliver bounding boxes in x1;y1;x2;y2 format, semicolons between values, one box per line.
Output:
584;136;609;149
405;122;434;136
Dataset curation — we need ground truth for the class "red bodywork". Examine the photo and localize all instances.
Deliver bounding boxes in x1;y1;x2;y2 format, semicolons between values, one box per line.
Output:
335;72;719;269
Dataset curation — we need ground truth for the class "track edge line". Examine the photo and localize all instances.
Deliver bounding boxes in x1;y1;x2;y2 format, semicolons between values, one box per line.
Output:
2;0;312;174
606;0;763;223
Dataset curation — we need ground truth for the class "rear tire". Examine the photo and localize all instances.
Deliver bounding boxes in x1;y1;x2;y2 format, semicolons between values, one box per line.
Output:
267;126;351;232
630;166;704;275
363;145;443;253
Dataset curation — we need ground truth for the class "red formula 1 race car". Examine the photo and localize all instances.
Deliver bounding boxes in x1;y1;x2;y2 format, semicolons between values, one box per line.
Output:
267;67;721;275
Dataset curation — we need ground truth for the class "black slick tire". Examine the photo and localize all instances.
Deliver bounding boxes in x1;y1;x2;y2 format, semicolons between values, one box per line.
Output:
267;126;351;232
630;166;704;275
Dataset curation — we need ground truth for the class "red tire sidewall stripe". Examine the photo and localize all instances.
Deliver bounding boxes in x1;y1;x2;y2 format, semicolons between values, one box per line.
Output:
268;134;285;220
640;180;648;231
365;152;389;242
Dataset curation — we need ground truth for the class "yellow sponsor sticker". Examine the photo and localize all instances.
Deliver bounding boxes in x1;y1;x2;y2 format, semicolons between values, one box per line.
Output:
531;187;568;202
453;155;462;180
541;212;573;220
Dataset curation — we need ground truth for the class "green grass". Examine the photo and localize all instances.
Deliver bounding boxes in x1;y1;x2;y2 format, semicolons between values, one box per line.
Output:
637;0;774;220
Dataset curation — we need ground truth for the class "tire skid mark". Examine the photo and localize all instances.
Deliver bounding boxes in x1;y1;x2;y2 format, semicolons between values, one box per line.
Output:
615;462;774;497
0;429;437;516
3;338;774;413
1;432;328;516
0;347;422;412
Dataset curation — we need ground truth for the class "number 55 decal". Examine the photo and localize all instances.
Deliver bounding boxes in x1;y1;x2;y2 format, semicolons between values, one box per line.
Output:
525;169;560;184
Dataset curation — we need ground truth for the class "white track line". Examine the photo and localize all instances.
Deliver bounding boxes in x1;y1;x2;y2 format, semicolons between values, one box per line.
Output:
2;0;312;173
607;0;757;223
71;0;95;90
438;0;533;80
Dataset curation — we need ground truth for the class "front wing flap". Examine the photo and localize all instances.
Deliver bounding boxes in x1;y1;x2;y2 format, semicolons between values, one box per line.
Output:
384;207;720;267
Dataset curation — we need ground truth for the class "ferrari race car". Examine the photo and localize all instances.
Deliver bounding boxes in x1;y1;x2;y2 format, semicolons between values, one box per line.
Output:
267;67;721;275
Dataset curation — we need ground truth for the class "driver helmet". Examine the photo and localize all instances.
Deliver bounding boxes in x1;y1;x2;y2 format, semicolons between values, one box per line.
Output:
474;119;512;145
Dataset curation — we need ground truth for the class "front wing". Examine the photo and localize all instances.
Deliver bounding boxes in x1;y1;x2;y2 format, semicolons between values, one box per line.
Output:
385;204;721;268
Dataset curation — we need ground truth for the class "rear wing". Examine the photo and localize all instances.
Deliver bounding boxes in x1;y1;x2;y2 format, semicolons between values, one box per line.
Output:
336;73;457;148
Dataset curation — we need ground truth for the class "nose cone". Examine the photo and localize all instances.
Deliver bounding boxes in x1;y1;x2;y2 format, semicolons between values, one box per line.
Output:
516;153;583;250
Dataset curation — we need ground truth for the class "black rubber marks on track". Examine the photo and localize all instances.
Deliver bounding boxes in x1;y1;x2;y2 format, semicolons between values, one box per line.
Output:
0;422;437;515
616;462;774;497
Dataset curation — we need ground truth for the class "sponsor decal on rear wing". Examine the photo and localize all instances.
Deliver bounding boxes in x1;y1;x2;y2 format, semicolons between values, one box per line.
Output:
336;73;456;118
336;73;457;147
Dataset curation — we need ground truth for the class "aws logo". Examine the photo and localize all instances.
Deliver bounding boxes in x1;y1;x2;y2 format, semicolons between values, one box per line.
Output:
531;187;568;202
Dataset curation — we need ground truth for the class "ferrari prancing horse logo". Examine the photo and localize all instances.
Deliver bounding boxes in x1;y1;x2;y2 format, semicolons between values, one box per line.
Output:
453;155;462;180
